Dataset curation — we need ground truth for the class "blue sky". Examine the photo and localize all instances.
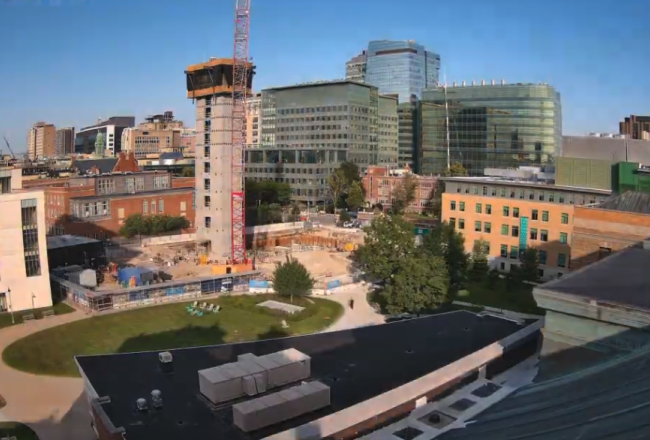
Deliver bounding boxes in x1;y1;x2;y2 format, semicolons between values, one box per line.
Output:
0;0;648;152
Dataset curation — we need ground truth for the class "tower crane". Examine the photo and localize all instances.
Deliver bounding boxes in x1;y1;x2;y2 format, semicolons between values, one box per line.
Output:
230;0;251;263
3;136;16;160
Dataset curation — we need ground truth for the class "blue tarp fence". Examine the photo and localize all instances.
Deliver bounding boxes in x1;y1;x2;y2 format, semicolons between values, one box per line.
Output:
326;279;341;290
250;280;270;288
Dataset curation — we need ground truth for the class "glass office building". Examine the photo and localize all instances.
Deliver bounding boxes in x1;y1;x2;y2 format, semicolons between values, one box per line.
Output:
420;83;562;176
248;80;381;203
365;40;440;103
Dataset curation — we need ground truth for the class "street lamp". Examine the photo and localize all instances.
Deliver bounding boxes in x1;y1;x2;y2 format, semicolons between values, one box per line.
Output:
31;292;36;311
7;288;14;325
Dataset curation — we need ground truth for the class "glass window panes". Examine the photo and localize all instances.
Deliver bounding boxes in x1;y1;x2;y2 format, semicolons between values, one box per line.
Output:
558;253;567;268
561;213;569;224
542;211;549;221
503;206;509;217
541;229;548;242
500;244;508;257
459;219;465;229
510;246;518;259
475;221;482;232
476;203;482;213
513;207;519;218
560;232;568;244
539;250;547;265
460;202;465;211
484;222;491;233
532;209;538;220
501;224;509;235
486;204;492;214
512;226;519;237
530;228;538;240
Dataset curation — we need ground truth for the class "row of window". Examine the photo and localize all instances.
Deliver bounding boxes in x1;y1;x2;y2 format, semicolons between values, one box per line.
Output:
498;244;568;268
449;218;569;244
450;201;570;224
450;183;603;205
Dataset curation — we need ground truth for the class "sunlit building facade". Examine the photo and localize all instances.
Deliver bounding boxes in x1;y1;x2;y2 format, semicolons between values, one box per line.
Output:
421;82;562;176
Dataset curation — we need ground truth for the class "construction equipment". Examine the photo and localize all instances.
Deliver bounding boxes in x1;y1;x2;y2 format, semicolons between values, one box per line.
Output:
2;136;16;160
230;0;251;264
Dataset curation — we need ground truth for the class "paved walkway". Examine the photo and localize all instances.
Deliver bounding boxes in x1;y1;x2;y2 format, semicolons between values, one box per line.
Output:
324;283;385;331
0;309;94;440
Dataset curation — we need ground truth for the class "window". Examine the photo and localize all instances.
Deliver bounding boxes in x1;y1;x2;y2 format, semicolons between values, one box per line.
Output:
159;199;164;213
154;176;170;189
538;192;545;201
21;201;41;277
530;228;538;240
532;209;538;220
529;191;535;200
559;194;565;203
518;190;524;200
476;203;482;214
513;207;519;218
458;219;465;230
560;232;568;244
142;200;148;214
205;216;212;228
204;162;211;173
472;186;478;194
449;218;456;228
486;204;492;214
510;246;519;259
474;221;482;232
503;206;509;217
97;178;115;195
491;187;497;196
558;253;567;268
512;226;519;238
118;208;125;219
539;250;547;265
204;178;211;191
549;193;555;202
542;211;549;222
540;229;548;242
204;196;211;208
482;186;487;195
501;224;509;236
450;201;456;211
151;201;156;214
561;213;569;224
180;201;187;211
459;202;465;212
500;244;508;258
484;222;491;233
500;188;506;197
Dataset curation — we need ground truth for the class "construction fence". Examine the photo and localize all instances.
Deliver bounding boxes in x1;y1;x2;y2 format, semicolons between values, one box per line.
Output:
252;235;357;252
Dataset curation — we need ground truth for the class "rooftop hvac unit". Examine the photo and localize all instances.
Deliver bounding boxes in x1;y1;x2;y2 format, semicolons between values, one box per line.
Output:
136;398;148;411
159;351;173;374
151;390;163;409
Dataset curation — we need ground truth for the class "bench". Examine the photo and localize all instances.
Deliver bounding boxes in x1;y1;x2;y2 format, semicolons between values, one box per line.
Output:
22;313;35;322
42;309;55;318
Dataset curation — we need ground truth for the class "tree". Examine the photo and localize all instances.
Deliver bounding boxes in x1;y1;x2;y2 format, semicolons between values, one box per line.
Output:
422;222;470;292
339;210;352;224
391;173;417;214
339;162;362;186
442;162;468;177
119;214;189;238
519;247;540;282
181;166;195;177
471;240;490;281
346;181;365;211
272;256;315;303
380;255;449;314
327;169;349;211
356;215;417;282
119;214;148;238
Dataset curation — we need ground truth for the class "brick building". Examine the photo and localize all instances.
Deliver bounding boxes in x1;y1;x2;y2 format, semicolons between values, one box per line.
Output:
571;192;650;270
440;177;611;280
362;166;437;213
24;152;195;238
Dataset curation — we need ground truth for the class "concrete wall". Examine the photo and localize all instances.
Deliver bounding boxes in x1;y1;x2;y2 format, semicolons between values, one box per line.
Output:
0;190;53;311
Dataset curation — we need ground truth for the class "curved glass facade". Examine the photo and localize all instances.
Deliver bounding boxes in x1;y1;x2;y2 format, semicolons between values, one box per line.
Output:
420;84;562;176
365;40;440;103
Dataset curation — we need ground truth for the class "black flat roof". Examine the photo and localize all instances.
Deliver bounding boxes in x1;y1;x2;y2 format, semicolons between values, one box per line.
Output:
539;246;650;311
76;311;523;440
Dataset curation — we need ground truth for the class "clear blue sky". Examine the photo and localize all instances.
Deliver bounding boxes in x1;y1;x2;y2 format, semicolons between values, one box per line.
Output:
1;0;648;152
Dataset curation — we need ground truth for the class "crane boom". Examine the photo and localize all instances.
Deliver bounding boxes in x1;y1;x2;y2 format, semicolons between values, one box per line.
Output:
3;136;16;159
230;0;251;263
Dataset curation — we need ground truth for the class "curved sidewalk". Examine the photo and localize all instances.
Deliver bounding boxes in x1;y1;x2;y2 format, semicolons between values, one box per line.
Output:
0;308;94;440
323;283;385;331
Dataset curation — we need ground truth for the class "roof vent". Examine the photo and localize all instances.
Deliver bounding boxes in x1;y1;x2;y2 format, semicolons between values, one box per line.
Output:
136;398;148;411
151;390;163;409
643;240;650;250
159;351;174;374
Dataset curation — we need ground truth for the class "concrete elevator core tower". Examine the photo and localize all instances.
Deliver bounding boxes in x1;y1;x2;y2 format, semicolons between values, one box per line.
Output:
185;58;255;261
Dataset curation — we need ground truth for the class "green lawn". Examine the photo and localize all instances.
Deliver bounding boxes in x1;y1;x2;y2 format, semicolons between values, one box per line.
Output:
0;302;75;330
0;422;39;440
3;295;343;377
456;279;543;315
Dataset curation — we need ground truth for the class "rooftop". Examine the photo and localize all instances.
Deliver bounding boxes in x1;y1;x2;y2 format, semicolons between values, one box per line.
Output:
46;234;100;250
538;245;650;312
69;186;191;201
440;176;611;195
596;191;650;215
76;311;523;440
266;79;372;92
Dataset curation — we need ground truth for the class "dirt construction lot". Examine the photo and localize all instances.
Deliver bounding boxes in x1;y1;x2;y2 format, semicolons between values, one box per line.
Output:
256;250;353;279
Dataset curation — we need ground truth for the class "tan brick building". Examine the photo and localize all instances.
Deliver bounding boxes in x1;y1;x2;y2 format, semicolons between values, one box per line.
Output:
362;166;437;213
246;92;261;147
121;112;184;158
27;121;56;159
571;192;650;270
440;177;610;280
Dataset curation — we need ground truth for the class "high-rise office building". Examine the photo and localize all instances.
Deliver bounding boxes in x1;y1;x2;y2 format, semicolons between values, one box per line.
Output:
55;127;75;156
75;116;135;156
121;112;184;158
620;115;650;140
397;95;422;172
364;40;440;102
27;122;56;160
420;81;562;176
345;51;367;83
378;95;399;167
185;57;255;260
246;80;383;203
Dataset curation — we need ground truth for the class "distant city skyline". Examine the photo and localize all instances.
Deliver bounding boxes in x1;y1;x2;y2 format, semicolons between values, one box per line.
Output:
1;0;649;152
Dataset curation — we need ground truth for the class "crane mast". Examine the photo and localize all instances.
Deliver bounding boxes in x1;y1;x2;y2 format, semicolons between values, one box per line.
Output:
230;0;250;263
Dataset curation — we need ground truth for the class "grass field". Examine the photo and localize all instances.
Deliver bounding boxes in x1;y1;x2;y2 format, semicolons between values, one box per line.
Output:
3;295;343;377
0;422;39;440
456;279;542;314
0;302;75;330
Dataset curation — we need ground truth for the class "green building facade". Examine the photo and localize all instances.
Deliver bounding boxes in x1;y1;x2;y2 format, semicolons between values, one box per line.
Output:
555;157;613;190
420;83;562;176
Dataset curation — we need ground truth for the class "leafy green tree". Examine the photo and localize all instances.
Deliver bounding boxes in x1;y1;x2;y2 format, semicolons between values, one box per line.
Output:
272;256;315;303
519;247;540;282
339;210;352;223
356;215;417;282
181;166;195;177
246;180;291;207
339;161;362;186
327;169;349;211
391;173;417;214
442;162;469;177
471;240;490;281
119;214;148;238
119;214;189;238
381;255;449;314
346;181;365;211
422;221;470;292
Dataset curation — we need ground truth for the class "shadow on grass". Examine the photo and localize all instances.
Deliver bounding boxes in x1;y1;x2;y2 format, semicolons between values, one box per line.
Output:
257;325;291;340
0;422;40;440
118;324;228;354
